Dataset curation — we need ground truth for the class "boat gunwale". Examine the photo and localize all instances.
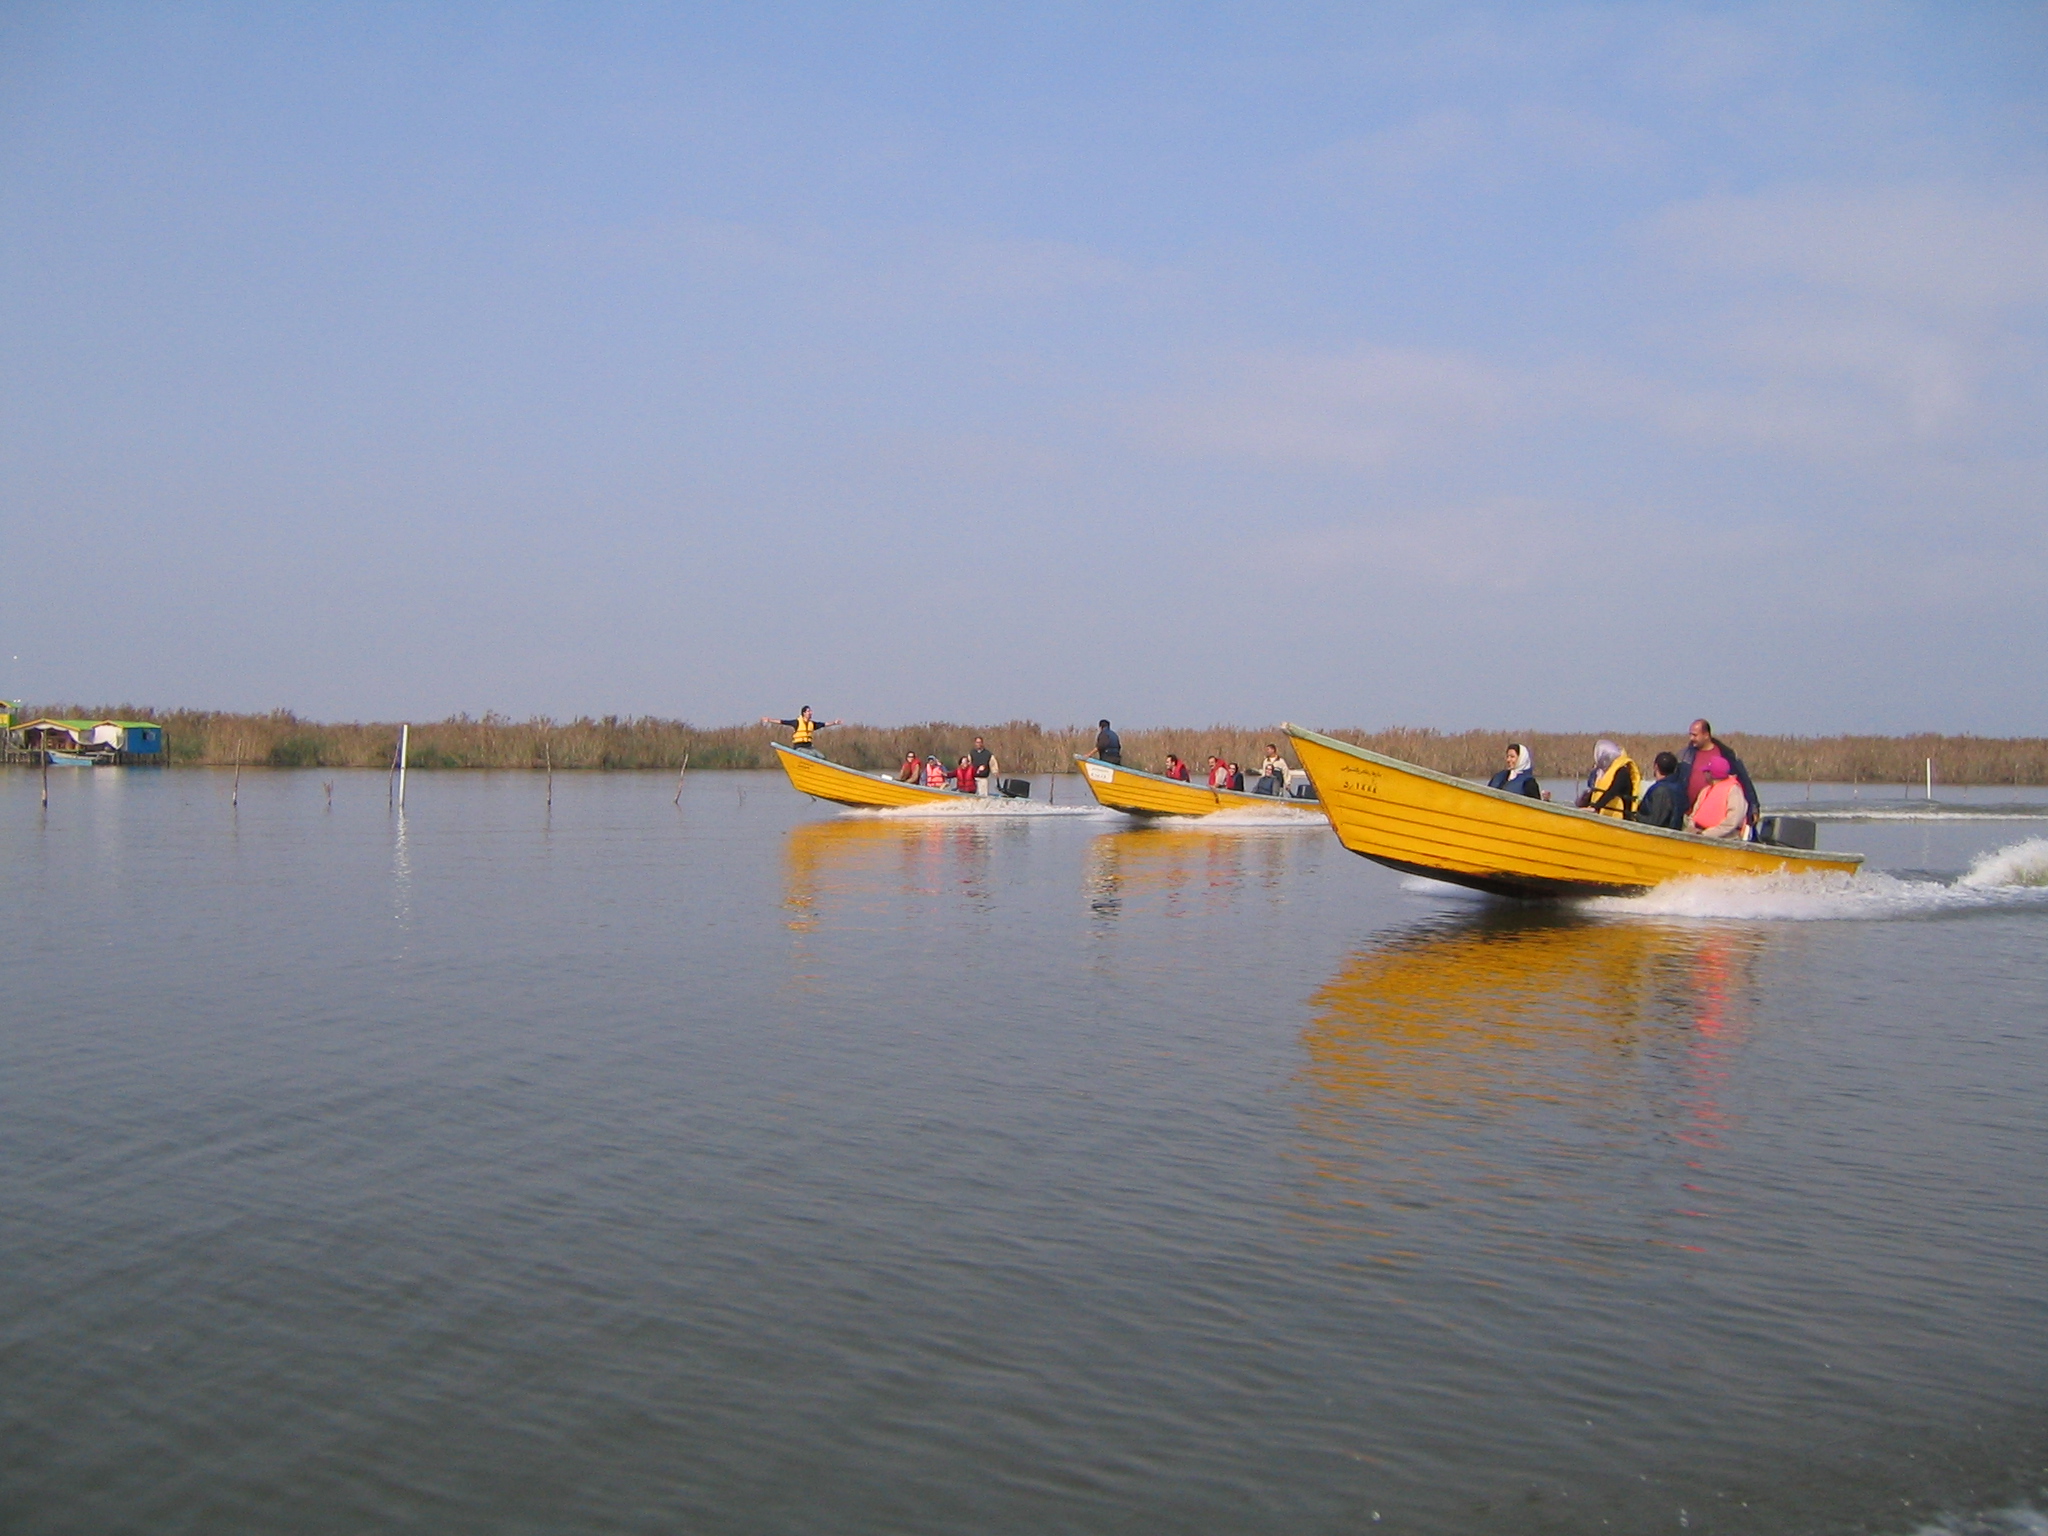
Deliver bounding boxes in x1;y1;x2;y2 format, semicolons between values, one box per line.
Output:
1282;722;1864;870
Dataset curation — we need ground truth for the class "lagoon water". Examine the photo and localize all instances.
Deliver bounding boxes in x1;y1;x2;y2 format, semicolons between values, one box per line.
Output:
5;767;2047;1534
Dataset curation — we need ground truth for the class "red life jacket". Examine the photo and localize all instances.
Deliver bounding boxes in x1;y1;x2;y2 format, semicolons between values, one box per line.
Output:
924;761;946;788
957;763;976;792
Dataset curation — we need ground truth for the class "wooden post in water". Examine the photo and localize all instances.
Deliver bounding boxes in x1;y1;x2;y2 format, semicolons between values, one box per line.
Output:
397;724;409;809
41;746;49;808
674;752;689;807
1926;757;1933;800
233;742;241;808
545;739;553;810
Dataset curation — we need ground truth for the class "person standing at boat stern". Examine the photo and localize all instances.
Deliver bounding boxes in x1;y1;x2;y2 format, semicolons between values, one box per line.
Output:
1256;743;1288;796
1095;720;1121;765
1577;738;1639;818
1678;718;1760;834
970;736;996;795
761;706;843;752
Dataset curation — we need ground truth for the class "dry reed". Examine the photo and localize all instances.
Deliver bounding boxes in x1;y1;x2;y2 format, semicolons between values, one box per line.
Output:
22;706;2048;785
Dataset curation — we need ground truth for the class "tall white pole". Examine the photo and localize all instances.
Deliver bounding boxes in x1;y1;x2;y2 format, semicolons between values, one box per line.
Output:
398;723;409;809
1926;757;1933;801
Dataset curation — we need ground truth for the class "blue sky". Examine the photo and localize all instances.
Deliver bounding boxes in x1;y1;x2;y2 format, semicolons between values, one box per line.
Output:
4;4;2043;732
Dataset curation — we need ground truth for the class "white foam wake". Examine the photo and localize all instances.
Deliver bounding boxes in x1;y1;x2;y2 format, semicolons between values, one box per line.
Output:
857;798;1108;820
1585;837;2048;921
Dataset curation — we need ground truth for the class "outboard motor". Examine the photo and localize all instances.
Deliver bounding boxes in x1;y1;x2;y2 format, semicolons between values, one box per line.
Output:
1757;815;1817;850
998;778;1032;799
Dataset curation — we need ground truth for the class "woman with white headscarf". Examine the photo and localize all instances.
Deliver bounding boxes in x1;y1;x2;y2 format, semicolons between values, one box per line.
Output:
1486;743;1542;799
1577;737;1640;819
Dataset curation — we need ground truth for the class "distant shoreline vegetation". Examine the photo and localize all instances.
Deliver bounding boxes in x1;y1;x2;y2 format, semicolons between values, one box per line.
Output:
18;708;2048;785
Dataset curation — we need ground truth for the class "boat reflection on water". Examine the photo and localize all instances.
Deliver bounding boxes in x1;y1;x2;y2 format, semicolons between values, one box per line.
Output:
780;816;1000;934
1295;912;1767;1263
1082;826;1296;923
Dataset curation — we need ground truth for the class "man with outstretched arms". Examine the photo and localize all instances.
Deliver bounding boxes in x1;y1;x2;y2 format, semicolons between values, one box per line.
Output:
760;705;843;751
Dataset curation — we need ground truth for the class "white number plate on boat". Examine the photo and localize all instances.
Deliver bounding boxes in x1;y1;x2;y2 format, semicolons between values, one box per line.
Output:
1085;762;1114;783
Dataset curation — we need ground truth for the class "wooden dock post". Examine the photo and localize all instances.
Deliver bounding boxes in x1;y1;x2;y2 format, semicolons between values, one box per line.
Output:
397;724;409;809
674;752;689;806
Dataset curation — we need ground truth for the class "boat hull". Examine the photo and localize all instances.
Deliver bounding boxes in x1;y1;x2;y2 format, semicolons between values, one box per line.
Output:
1284;724;1862;898
1072;756;1318;818
772;743;983;809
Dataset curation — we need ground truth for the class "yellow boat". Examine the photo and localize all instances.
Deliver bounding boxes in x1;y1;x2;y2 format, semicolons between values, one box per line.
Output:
771;742;997;809
1071;756;1321;818
1284;723;1862;899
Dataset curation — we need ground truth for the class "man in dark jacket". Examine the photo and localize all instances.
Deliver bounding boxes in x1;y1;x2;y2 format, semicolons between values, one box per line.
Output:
1676;718;1760;831
1633;752;1688;830
1094;719;1122;765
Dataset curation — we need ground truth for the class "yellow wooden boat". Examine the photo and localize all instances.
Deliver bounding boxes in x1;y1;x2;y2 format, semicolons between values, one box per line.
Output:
1284;723;1862;898
771;743;993;809
1072;755;1321;818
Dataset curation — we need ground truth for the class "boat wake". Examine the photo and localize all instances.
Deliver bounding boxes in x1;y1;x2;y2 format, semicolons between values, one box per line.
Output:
1179;807;1327;830
854;798;1109;820
1581;837;2048;922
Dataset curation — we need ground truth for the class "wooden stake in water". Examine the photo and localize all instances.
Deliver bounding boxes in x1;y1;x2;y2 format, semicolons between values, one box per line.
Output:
397;723;409;809
1926;757;1933;801
674;752;689;807
41;746;49;808
233;742;241;808
545;739;553;810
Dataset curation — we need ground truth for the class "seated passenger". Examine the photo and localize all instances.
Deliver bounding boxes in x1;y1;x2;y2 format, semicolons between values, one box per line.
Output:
955;755;976;794
923;755;947;789
1633;752;1687;830
1486;743;1542;799
1690;757;1750;838
1227;762;1244;792
1255;743;1287;796
1165;754;1191;782
1207;756;1227;788
1576;738;1639;818
898;751;922;783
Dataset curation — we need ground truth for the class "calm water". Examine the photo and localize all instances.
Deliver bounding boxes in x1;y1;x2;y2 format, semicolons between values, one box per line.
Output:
5;768;2047;1535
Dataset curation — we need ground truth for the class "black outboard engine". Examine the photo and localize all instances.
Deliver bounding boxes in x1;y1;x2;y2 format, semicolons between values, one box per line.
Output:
1757;815;1817;850
997;778;1032;799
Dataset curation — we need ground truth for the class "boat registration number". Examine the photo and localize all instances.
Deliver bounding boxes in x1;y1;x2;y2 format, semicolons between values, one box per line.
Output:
1085;762;1114;783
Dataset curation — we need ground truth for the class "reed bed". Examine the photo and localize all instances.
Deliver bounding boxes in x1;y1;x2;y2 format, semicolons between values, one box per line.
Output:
22;706;2048;785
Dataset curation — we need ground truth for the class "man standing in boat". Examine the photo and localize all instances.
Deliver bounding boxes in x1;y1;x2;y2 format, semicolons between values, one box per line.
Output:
1094;719;1121;765
760;706;843;753
1677;719;1760;835
969;736;997;795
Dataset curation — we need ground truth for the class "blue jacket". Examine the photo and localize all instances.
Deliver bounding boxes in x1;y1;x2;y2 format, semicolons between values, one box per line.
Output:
1487;768;1541;799
1634;774;1688;830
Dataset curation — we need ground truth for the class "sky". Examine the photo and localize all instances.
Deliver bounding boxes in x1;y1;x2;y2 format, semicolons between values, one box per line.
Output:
2;3;2044;733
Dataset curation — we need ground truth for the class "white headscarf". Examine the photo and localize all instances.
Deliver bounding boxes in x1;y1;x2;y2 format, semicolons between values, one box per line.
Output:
1510;744;1534;777
1592;738;1622;776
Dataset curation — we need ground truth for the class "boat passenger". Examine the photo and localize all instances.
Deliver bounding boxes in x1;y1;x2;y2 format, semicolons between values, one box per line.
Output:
1165;754;1191;782
1690;757;1750;839
1678;718;1761;832
923;755;948;789
1094;719;1122;765
1207;756;1227;788
1487;744;1542;799
760;705;843;751
1576;738;1639;818
1633;752;1688;830
970;737;996;796
898;751;921;783
1255;744;1288;796
956;755;977;794
1228;762;1244;792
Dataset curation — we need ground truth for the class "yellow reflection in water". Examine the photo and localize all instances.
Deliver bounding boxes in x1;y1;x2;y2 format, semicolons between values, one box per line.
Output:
1297;915;1764;1261
1082;826;1295;922
781;816;998;935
